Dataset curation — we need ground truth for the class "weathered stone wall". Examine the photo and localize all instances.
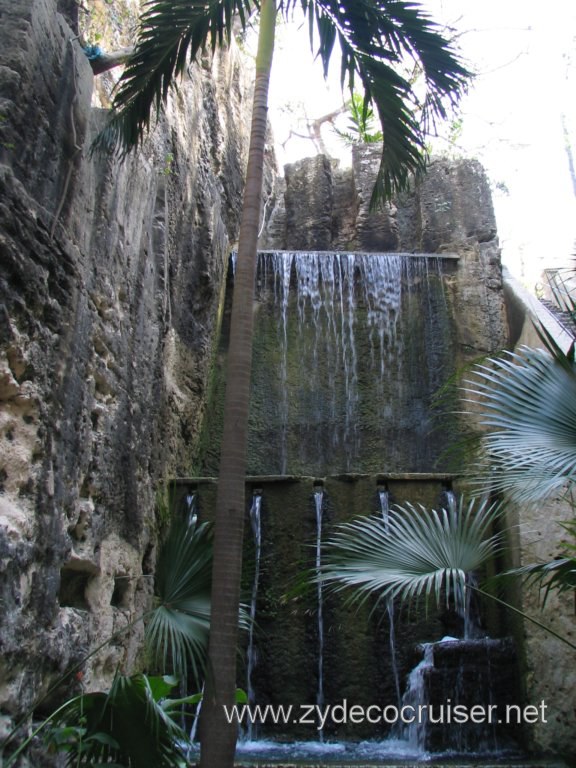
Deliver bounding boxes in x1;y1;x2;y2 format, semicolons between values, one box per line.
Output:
0;0;251;730
499;274;576;757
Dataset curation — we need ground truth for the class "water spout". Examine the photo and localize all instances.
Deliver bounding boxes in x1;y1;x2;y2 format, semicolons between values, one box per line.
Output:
314;484;325;720
402;642;435;748
246;491;263;740
184;490;197;527
378;485;402;710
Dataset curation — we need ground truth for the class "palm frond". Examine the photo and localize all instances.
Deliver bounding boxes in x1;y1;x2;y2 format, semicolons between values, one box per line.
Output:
45;674;188;767
506;518;576;606
320;497;502;613
514;557;576;605
465;346;576;503
91;0;254;155
293;0;471;202
146;517;213;682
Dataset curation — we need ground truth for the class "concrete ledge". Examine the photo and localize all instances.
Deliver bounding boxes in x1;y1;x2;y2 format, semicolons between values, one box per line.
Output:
256;249;460;260
171;473;459;486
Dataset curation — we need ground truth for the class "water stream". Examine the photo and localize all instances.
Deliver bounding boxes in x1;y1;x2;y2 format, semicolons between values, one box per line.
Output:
184;491;197;526
378;487;402;710
246;492;263;740
314;487;325;722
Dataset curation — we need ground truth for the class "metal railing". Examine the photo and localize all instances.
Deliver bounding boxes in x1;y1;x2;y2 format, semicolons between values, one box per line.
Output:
544;267;576;336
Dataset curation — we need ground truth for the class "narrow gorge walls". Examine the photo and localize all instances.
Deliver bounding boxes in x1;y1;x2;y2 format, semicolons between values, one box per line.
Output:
1;0;572;756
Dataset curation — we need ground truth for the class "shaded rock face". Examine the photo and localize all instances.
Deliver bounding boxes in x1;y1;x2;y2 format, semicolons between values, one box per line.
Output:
0;0;251;721
261;146;498;254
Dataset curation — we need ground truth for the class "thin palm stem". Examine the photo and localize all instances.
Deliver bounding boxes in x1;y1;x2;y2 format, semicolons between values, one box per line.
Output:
199;2;277;766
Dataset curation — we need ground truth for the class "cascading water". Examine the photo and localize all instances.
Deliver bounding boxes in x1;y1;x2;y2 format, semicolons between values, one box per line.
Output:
402;642;435;749
400;637;519;755
378;486;390;529
438;487;481;639
245;251;457;477
246;492;263;741
184;491;197;526
314;486;325;722
440;486;457;514
378;487;402;710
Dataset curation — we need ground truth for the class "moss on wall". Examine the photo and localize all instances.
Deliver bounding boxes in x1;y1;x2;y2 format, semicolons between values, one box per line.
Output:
199;253;465;478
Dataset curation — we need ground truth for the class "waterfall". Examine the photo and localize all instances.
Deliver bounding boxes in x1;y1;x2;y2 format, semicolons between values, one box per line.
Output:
378;487;402;710
378;486;390;529
440;487;457;514
314;486;325;719
246;492;263;740
184;491;197;527
460;572;483;640
438;487;481;639
402;642;435;749
249;251;454;476
401;638;517;754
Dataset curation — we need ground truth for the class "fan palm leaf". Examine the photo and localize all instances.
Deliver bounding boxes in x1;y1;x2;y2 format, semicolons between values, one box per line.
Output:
93;0;470;203
465;346;576;503
320;497;502;614
145;516;213;682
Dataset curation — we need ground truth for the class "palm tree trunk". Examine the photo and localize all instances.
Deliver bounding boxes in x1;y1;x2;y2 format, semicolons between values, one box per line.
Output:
199;2;276;766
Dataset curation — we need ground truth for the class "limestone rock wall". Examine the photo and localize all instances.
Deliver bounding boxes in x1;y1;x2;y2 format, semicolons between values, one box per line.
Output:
0;0;251;724
261;146;507;365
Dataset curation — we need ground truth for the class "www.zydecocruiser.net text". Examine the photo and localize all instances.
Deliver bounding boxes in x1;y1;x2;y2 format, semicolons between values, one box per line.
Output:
223;699;548;731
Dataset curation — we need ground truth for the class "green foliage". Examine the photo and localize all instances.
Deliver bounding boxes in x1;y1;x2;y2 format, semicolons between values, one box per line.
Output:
146;516;213;683
320;496;502;612
462;281;576;624
504;515;576;607
465;344;576;503
319;497;576;650
90;0;255;155
1;513;214;765
44;674;190;767
333;91;383;145
92;0;471;204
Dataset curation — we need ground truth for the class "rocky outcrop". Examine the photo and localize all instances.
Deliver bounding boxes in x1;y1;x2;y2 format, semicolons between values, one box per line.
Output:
261;146;508;364
0;0;252;727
